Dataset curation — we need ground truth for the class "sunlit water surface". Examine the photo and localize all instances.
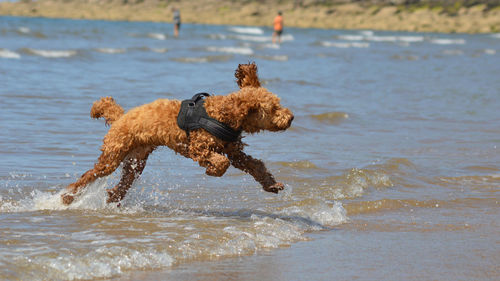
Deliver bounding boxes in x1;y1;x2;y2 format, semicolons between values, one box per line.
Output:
1;16;499;280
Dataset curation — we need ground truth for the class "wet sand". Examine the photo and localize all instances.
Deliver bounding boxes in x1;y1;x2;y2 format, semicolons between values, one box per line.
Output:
1;0;499;33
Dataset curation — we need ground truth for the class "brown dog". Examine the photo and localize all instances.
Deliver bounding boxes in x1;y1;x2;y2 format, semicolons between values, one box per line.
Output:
61;63;294;205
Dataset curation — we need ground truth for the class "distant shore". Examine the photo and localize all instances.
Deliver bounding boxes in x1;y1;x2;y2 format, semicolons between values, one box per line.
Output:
1;0;499;33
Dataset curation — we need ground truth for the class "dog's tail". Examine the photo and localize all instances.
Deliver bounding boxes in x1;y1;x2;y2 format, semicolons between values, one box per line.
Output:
90;97;124;126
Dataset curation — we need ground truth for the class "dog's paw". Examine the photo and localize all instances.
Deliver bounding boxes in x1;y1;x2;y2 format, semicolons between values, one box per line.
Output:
61;193;75;205
263;182;284;193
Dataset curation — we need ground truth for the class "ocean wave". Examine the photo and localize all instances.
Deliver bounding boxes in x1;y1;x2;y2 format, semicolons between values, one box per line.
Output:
17;26;30;34
490;33;500;39
359;30;374;36
254;54;288;61
95;48;126;54
22;48;77;58
151;48;169;53
0;48;21;59
441;49;464;56
279;201;347;227
10;246;174;280
322;168;394;200
429;38;466;45
336;33;424;44
398;36;425;43
1;175;348;280
337;35;365;41
15;27;47;38
483;49;496;55
228;26;264;35
233;34;270;42
147;33;166;40
206;33;227;40
206;46;253;55
259;43;281;49
320;41;370;48
172;54;233;63
233;33;294;43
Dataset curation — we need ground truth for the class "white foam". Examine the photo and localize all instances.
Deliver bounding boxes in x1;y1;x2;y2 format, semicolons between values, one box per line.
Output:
329;169;393;200
337;33;423;44
360;30;374;37
95;48;126;54
321;41;370;48
368;35;398;42
337;35;365;41
151;48;168;53
148;33;166;40
28;49;77;58
31;246;173;280
206;46;253;55
491;33;500;39
233;34;270;42
18;26;30;34
280;34;295;42
262;43;281;49
0;48;21;59
175;57;211;63
228;26;264;35
429;38;466;45
398;36;425;43
0;177;115;213
234;33;294;43
280;201;347;227
207;34;227;40
484;49;496;55
256;55;288;61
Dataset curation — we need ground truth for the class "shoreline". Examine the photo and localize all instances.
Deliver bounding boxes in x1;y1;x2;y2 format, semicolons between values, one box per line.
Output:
0;0;499;34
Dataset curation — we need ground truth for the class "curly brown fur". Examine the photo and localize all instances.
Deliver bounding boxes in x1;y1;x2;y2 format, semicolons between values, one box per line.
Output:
90;96;124;126
235;62;261;89
61;63;294;205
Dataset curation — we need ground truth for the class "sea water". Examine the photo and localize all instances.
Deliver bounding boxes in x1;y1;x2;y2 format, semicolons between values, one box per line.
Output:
1;16;499;280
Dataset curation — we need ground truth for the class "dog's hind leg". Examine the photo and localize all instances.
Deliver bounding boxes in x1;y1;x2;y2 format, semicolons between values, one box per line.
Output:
61;145;129;205
227;150;284;193
106;146;155;203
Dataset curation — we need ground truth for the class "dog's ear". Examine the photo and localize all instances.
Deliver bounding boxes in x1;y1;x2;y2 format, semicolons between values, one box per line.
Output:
235;62;261;89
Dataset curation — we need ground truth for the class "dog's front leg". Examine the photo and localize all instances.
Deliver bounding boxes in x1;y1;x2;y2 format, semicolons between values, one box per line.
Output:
191;150;230;177
227;150;284;193
188;132;230;177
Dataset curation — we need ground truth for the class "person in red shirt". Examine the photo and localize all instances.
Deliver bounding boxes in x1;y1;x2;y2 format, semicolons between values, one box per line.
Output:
272;11;284;44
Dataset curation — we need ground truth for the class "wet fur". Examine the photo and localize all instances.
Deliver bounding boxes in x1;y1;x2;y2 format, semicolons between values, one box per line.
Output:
61;63;294;205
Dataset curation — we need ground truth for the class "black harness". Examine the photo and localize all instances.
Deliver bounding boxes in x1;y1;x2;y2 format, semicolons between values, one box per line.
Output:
177;93;241;142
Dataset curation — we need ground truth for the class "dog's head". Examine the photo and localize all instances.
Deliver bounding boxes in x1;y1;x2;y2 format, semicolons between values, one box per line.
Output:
205;63;294;134
233;63;294;133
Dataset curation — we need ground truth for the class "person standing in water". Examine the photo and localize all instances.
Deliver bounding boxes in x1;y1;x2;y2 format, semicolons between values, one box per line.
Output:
272;11;284;44
172;8;181;38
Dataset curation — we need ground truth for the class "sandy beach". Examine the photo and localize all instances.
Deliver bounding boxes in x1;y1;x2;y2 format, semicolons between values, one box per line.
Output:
1;0;499;33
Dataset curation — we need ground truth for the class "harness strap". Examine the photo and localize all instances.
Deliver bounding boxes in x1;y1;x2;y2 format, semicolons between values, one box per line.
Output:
177;93;241;142
198;117;241;142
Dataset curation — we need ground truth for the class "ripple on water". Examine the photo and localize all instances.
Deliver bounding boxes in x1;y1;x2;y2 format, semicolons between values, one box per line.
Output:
310;112;350;124
0;174;348;280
